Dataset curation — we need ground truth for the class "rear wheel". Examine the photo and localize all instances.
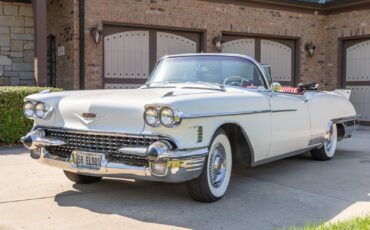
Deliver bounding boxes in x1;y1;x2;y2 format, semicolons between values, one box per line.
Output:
186;129;232;202
63;170;102;184
311;124;338;161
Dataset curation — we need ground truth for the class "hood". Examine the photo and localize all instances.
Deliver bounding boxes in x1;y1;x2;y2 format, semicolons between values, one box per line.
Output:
27;86;228;134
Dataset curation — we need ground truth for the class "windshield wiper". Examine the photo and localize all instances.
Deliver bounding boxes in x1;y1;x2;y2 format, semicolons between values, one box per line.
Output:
145;81;226;91
181;81;225;91
144;81;180;88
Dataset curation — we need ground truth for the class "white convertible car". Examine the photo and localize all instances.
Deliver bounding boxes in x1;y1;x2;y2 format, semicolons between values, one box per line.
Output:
21;54;358;202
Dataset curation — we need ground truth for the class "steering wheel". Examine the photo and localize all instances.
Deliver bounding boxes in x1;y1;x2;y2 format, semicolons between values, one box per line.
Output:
223;76;250;87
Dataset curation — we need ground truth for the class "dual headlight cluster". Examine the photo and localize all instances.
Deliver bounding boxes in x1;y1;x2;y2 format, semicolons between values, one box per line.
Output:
23;101;52;119
144;105;182;128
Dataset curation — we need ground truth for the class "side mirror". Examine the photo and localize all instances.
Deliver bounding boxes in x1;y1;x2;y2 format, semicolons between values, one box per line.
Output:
271;82;282;92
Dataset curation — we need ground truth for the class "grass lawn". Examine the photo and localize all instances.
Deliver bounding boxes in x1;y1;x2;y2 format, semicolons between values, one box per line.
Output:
286;216;370;230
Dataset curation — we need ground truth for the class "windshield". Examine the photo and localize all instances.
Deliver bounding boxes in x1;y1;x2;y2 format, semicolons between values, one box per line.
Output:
147;56;267;88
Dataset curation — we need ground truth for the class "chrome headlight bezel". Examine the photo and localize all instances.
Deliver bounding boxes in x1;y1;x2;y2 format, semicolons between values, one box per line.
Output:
159;107;174;127
23;100;53;120
23;101;34;118
144;105;182;128
144;107;160;127
35;102;46;119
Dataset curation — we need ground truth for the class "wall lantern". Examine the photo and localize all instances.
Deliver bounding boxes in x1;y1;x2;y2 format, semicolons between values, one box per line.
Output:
212;35;223;52
305;42;316;57
90;25;102;44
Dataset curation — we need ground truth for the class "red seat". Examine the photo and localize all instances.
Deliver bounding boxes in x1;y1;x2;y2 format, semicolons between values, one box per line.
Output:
279;86;304;94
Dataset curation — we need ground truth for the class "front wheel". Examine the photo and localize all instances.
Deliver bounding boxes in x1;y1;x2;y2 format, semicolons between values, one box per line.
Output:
186;129;232;202
63;170;102;184
311;124;338;161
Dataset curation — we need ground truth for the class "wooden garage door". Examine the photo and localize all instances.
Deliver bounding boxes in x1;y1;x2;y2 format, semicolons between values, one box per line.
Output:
222;35;296;86
103;26;202;89
343;39;370;125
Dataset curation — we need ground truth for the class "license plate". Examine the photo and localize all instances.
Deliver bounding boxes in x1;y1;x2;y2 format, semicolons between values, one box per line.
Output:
72;151;103;170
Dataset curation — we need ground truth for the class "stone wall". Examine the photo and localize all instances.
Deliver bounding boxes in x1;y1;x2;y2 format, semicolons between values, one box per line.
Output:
0;1;34;86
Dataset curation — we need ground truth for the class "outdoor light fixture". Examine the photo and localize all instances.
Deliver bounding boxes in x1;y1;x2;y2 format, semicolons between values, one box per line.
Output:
305;42;316;57
212;35;223;52
90;25;102;44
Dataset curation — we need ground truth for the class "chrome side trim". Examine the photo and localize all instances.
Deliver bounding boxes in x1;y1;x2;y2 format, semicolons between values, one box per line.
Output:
181;109;296;119
271;109;297;113
181;110;271;119
251;145;320;167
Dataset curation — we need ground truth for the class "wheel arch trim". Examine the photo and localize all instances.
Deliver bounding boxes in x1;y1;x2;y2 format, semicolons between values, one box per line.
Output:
210;122;256;167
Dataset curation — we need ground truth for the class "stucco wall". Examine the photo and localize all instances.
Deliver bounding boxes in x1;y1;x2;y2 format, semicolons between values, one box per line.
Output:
0;1;34;86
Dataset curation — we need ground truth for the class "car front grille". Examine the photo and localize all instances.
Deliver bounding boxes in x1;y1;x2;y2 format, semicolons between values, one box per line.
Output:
43;128;162;166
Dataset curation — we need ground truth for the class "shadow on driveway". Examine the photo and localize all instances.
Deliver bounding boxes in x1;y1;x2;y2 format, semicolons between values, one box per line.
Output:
54;140;370;230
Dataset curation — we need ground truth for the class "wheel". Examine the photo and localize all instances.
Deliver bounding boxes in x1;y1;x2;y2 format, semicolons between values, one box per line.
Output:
311;124;338;161
186;129;232;202
63;170;102;184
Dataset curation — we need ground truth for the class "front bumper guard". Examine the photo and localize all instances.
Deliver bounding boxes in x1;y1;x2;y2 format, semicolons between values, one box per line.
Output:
21;130;208;183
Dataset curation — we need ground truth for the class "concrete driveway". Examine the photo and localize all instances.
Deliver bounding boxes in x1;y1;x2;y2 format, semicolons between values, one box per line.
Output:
1;131;370;230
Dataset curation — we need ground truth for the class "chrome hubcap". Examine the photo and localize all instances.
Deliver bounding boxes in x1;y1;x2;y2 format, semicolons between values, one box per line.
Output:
209;144;227;188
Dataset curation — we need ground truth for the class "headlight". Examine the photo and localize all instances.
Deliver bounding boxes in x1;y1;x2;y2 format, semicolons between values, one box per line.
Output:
23;102;34;117
23;101;52;120
160;108;174;126
35;102;46;119
144;105;182;128
144;107;159;127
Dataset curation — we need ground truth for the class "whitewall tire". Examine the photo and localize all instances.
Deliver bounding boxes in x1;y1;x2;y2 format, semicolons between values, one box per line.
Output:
186;129;232;202
311;124;338;161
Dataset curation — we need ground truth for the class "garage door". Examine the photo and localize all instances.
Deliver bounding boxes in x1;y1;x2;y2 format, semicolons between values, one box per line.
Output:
222;35;296;86
103;26;202;89
343;39;370;125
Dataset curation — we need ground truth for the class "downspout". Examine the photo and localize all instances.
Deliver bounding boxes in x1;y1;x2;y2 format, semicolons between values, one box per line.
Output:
79;0;85;89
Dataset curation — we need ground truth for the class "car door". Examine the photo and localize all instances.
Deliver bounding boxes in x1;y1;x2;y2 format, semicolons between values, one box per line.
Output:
268;92;310;157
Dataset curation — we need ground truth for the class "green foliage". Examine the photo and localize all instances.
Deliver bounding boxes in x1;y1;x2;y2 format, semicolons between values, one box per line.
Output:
0;86;62;145
286;216;370;230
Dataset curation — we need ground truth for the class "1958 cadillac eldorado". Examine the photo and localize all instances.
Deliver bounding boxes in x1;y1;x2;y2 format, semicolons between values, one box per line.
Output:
21;54;358;202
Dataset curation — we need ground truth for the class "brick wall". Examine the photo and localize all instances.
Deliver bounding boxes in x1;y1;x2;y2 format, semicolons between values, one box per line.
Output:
325;9;370;88
44;0;370;90
47;0;79;90
0;1;34;86
82;0;327;90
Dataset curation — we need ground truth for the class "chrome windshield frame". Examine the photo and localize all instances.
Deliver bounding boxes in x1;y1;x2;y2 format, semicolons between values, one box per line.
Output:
146;53;270;90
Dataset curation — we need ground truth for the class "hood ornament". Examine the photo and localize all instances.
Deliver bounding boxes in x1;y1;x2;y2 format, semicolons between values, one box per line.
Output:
74;112;103;125
82;113;96;118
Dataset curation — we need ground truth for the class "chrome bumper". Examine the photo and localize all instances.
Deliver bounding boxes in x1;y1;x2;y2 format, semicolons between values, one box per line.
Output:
21;130;208;183
332;115;359;140
38;148;206;183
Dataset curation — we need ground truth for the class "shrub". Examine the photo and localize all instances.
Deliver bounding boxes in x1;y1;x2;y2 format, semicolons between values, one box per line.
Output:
0;86;63;145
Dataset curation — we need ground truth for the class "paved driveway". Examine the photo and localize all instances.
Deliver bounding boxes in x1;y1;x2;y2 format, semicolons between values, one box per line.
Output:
0;131;370;230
